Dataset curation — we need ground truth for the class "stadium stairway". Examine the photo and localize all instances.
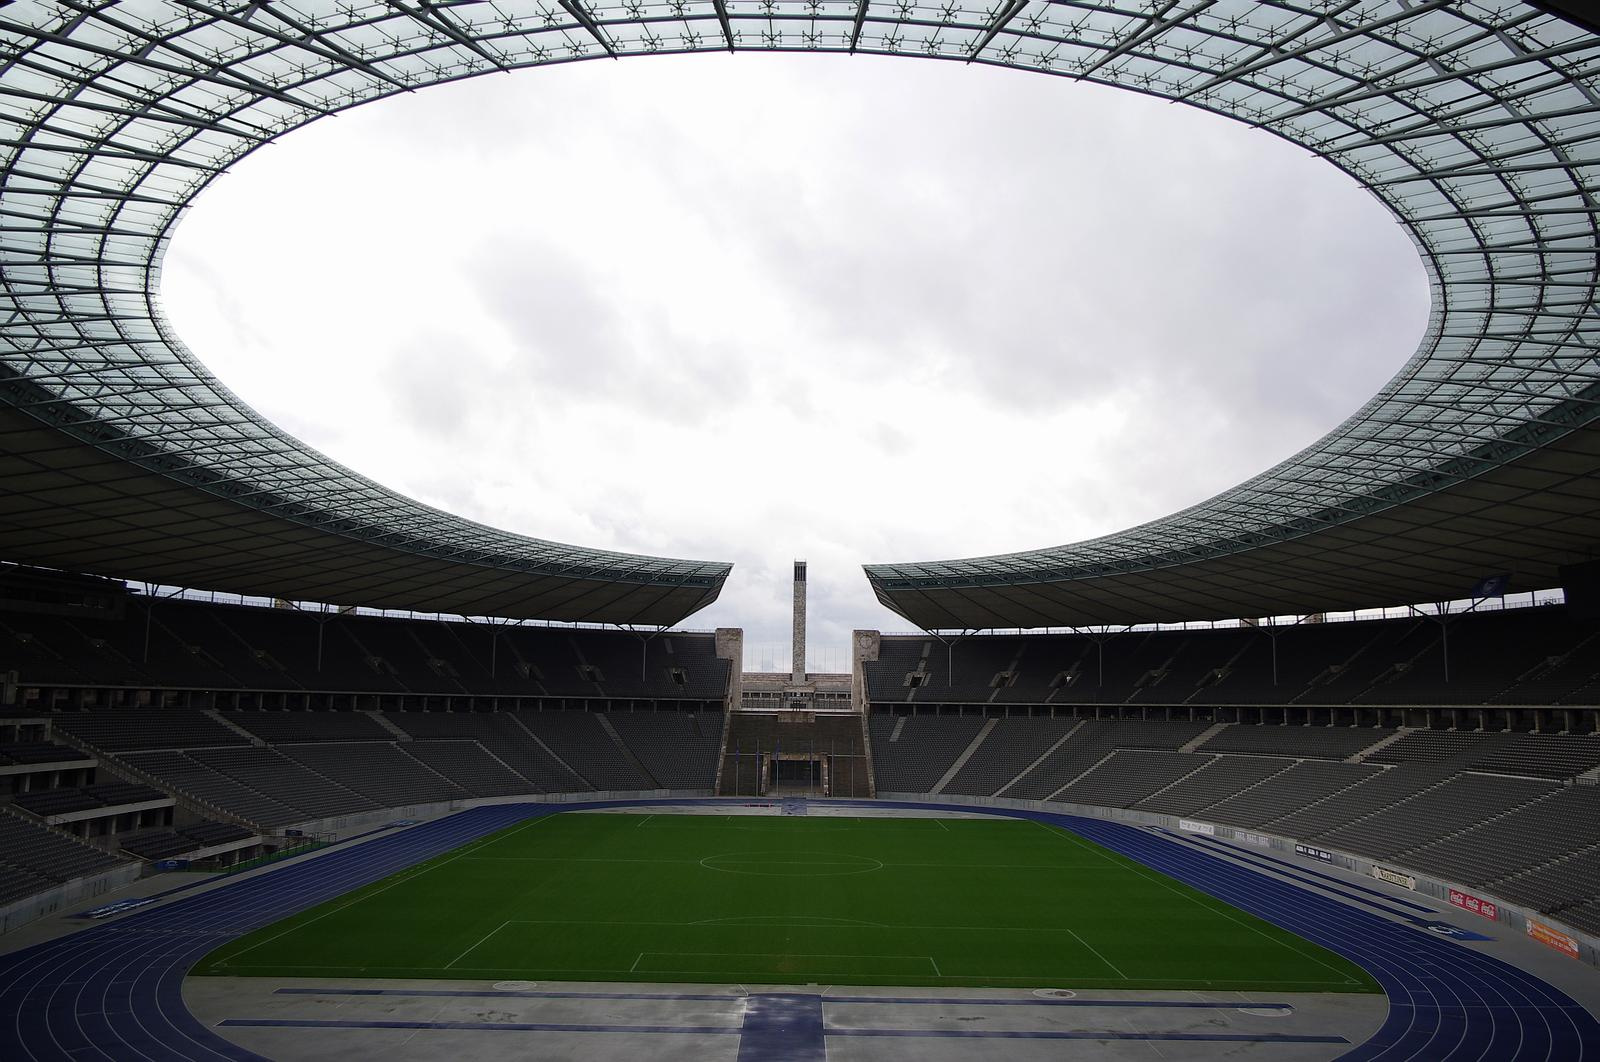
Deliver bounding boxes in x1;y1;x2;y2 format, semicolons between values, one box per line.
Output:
367;711;411;740
1348;728;1412;762
930;717;997;793
1179;721;1230;751
201;712;263;746
993;720;1084;797
595;714;660;788
1045;748;1120;800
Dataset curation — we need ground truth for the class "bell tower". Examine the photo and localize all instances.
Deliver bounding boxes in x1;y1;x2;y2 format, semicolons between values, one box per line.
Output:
791;559;807;684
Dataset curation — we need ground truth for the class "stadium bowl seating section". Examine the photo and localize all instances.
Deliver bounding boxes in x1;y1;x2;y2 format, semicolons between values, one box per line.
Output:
3;598;1600;943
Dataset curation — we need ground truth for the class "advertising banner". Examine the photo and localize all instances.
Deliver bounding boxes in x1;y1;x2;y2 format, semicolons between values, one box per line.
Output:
1178;819;1216;836
1236;832;1271;847
1373;866;1417;890
1448;888;1498;920
81;898;155;919
1295;843;1335;863
1526;918;1580;959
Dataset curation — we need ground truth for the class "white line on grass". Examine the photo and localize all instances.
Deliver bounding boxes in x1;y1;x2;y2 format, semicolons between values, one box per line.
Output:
691;915;890;928
1065;928;1128;979
635;815;654;828
460;856;701;864
498;917;1150;937
220;961;1354;985
446;920;511;969
460;856;1109;871
1031;821;1358;981
631;951;941;971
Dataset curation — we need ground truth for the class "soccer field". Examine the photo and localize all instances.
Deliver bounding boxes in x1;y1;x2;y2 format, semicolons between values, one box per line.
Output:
196;812;1379;991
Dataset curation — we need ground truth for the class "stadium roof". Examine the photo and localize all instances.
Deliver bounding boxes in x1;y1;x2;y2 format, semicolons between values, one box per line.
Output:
864;0;1600;629
0;1;1596;630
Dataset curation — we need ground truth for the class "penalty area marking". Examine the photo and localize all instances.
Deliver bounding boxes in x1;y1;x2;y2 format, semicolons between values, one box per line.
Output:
1032;821;1364;985
218;815;554;965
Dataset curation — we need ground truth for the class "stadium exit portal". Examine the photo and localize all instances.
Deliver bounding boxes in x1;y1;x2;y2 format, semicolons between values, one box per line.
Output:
768;754;825;796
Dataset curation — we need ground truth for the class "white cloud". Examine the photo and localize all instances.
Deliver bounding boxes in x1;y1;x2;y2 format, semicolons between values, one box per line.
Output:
160;53;1429;669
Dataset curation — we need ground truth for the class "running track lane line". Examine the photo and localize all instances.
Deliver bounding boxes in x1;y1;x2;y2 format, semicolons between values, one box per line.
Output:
2;797;1598;1060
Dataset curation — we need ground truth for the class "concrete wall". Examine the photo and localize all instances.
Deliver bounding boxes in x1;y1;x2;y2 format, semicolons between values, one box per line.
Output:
715;627;743;712
851;630;880;715
0;862;142;935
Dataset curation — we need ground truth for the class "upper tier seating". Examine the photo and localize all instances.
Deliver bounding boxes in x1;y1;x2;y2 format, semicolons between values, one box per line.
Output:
865;606;1600;706
6;598;730;702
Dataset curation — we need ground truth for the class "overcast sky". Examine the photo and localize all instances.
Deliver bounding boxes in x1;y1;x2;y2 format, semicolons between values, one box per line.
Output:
161;53;1429;673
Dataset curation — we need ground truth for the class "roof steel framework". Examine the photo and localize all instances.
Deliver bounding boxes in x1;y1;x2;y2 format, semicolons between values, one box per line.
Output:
0;0;1596;629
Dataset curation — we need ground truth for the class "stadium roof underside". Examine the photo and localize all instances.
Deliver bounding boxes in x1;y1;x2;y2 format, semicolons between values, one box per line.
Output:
0;392;729;624
0;1;1597;630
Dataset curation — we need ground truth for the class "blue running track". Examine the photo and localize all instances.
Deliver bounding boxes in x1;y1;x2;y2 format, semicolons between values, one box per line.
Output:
0;798;1595;1061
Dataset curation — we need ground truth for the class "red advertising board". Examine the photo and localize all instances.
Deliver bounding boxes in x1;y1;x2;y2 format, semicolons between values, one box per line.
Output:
1527;919;1580;959
1448;888;1498;920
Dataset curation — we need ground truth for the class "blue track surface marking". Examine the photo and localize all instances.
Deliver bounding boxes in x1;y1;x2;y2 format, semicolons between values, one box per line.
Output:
738;993;825;1062
2;796;1598;1060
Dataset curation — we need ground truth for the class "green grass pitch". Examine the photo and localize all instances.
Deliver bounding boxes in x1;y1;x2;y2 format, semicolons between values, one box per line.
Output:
196;812;1380;992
